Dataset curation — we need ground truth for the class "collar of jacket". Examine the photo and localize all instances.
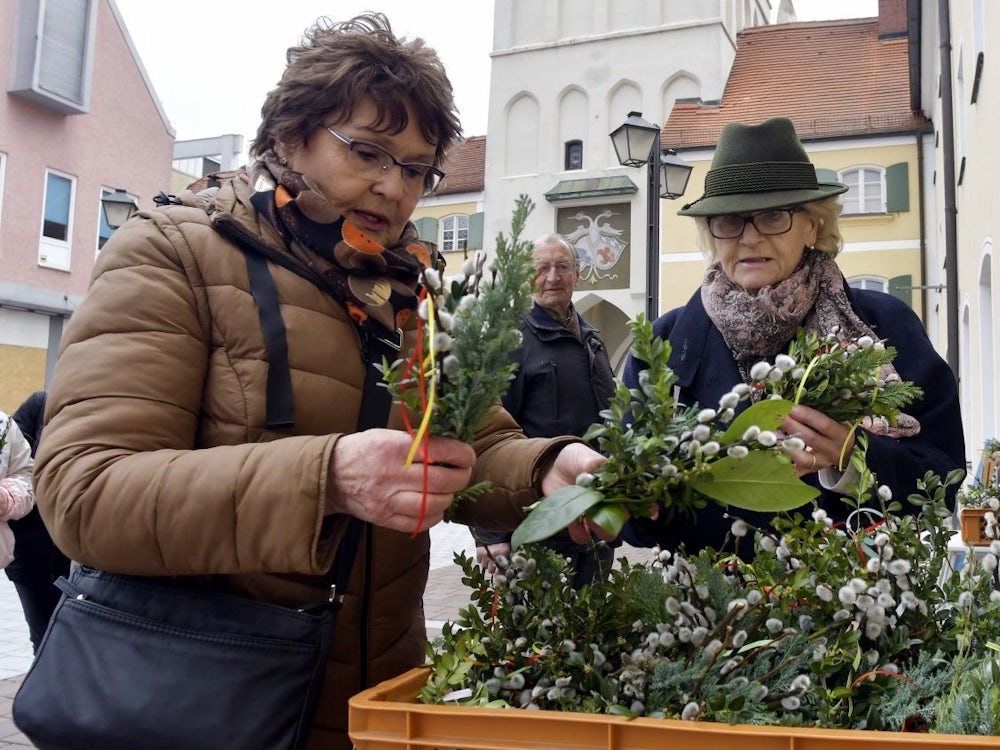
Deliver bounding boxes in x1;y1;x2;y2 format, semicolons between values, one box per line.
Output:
189;174;329;293
524;301;598;336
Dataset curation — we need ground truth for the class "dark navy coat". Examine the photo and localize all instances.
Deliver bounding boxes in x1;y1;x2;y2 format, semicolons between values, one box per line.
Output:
623;284;966;556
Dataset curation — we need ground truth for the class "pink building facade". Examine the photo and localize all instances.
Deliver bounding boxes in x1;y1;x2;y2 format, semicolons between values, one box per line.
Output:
0;0;174;412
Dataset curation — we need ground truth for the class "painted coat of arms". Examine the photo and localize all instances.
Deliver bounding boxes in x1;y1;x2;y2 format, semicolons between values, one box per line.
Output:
563;209;628;283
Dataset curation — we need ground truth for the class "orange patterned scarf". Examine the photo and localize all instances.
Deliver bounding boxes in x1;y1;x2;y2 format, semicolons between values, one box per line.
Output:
248;152;434;337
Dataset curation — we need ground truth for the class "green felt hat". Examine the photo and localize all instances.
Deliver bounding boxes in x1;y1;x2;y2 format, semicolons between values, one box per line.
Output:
677;117;848;217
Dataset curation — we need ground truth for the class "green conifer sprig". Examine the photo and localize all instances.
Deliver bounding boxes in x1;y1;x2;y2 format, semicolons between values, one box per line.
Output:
380;195;536;443
752;327;923;425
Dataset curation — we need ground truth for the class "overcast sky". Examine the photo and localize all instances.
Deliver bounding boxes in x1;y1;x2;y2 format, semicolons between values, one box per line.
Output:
115;0;878;156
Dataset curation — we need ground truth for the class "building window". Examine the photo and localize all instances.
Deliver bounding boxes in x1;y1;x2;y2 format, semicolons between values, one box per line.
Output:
43;171;73;240
847;276;887;293
564;140;583;171
8;0;98;115
440;214;469;253
838;166;885;215
39;169;75;270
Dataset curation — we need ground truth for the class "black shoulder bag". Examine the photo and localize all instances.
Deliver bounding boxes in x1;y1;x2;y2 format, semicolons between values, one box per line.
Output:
13;248;398;750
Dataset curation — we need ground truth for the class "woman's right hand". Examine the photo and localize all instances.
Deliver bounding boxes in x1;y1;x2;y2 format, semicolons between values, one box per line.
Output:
325;429;475;533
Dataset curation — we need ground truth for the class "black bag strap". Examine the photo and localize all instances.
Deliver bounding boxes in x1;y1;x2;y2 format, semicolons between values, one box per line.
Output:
244;251;295;429
212;217;403;598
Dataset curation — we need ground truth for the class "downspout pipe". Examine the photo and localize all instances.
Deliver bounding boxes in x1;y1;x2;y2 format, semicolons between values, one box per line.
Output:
938;0;960;375
916;129;928;324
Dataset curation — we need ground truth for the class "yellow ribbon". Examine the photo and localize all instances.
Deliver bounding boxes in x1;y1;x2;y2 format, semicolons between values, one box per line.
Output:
405;291;437;467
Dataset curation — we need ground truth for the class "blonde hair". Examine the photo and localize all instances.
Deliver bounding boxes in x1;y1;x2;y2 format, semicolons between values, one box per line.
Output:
692;196;844;261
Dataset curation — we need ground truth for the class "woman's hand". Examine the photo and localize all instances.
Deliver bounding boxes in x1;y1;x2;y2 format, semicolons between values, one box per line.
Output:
325;429;476;533
781;404;856;476
539;442;605;496
539;443;616;544
475;541;511;574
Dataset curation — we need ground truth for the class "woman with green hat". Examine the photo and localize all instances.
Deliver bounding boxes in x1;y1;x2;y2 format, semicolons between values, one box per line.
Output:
622;116;965;556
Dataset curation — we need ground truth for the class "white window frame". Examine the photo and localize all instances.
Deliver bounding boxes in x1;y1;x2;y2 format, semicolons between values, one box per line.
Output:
847;275;887;293
838;166;886;215
39;167;76;271
440;214;469;254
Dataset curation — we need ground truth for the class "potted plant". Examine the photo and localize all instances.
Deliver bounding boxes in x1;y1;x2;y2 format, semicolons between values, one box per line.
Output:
957;482;1000;546
979;439;1000;487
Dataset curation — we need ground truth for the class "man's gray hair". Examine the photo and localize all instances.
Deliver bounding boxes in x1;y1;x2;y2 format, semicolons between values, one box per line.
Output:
532;233;577;266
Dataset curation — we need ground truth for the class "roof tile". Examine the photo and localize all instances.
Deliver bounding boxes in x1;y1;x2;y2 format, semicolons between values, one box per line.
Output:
436;135;486;195
663;18;928;148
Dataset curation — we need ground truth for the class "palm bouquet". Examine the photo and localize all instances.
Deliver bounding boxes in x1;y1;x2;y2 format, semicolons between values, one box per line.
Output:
748;327;922;423
379;195;537;525
512;322;925;548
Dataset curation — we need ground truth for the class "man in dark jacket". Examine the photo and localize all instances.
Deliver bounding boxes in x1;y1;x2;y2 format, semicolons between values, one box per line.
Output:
471;234;617;587
7;391;71;652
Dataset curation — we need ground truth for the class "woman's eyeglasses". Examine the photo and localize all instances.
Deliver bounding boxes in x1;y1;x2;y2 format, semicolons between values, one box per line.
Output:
322;127;445;197
706;207;804;239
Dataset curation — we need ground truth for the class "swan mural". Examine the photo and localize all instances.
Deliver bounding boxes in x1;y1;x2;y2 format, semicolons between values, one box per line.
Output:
561;208;629;284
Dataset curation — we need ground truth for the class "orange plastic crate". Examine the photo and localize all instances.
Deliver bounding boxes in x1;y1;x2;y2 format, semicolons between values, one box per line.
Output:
349;667;1000;750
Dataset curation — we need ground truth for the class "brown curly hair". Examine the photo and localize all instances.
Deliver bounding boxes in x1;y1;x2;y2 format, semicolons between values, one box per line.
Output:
251;13;462;165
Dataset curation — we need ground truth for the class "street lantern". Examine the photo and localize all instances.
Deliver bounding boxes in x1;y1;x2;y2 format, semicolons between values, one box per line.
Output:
101;188;138;230
609;111;659;168
610;113;691;320
659;149;693;199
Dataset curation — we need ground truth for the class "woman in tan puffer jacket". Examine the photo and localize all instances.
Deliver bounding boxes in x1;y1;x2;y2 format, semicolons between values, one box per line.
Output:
33;13;604;749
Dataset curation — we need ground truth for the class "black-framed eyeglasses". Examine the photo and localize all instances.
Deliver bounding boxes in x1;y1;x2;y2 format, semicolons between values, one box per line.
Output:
706;207;804;239
322;127;445;196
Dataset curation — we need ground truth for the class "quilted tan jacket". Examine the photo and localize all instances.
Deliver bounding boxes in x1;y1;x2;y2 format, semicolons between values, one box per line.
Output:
34;175;572;749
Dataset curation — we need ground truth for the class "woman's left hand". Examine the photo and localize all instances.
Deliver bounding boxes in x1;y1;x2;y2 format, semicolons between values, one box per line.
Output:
781;404;856;476
539;442;615;544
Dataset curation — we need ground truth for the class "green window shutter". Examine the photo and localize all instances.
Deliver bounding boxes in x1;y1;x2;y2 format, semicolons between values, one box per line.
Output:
413;216;438;243
468;212;484;251
886;162;910;212
888;274;913;308
815;168;838;183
